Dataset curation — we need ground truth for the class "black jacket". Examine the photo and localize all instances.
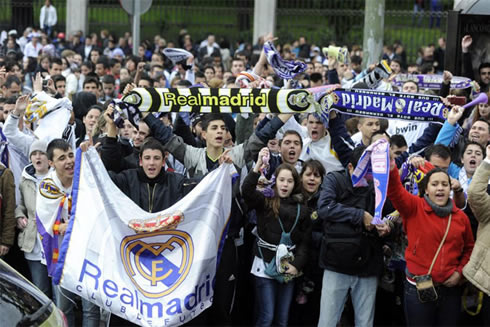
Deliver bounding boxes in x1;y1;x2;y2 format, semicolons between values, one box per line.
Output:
101;136;140;173
317;170;384;277
109;168;198;213
242;171;312;271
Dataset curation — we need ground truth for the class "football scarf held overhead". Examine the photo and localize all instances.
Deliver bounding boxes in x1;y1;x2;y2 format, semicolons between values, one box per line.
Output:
162;48;193;64
263;41;307;79
392;74;473;90
51;148;234;327
351;139;390;225
121;87;449;124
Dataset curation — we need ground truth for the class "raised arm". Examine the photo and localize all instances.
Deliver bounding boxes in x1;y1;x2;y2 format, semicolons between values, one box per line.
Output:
435;106;464;147
387;160;419;218
329;112;355;167
241;149;268;210
4;95;35;158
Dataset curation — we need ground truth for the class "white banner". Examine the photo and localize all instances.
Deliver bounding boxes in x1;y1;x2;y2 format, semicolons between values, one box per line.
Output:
53;148;233;327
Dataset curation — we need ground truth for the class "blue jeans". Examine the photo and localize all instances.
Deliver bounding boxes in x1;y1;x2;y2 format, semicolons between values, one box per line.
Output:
429;0;442;28
254;276;295;327
412;3;424;26
27;260;52;299
54;285;100;327
318;269;378;327
404;279;462;326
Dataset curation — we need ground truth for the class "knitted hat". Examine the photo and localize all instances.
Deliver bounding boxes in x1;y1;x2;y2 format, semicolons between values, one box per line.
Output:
29;139;48;158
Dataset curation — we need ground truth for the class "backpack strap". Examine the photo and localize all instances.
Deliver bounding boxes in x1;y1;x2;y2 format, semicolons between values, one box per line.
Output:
277;203;301;233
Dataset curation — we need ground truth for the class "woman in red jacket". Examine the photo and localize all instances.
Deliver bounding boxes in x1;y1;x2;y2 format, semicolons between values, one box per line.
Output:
388;163;474;326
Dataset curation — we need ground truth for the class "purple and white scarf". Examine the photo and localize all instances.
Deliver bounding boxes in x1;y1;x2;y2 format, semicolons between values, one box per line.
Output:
392;74;472;90
162;48;193;64
263;41;307;79
351;139;390;225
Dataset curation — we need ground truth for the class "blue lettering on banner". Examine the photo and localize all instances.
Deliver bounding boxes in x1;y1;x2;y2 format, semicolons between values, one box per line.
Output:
78;259;216;321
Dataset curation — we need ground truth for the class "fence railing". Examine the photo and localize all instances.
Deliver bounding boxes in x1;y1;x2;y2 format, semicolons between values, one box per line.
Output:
0;0;449;63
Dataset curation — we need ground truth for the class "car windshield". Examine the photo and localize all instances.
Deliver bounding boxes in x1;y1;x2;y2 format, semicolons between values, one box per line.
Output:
0;260;53;326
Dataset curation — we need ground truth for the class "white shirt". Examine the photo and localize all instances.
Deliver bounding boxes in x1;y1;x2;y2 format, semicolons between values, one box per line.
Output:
351;131;363;147
280;116;344;173
387;121;429;147
251;256;273;279
23;41;42;58
40;5;57;29
84;45;92;59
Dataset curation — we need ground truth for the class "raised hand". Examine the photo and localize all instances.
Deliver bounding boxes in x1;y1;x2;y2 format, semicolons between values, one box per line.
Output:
442;70;453;84
446;105;464;126
33;72;43;93
0;66;6;86
14;94;30;116
218;149;233;165
123;83;136;96
461;35;472;53
409;156;426;169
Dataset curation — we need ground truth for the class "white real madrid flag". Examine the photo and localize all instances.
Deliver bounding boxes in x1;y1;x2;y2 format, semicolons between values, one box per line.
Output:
52;148;234;327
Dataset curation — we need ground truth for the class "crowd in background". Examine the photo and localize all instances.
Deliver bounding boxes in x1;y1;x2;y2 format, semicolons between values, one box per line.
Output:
0;4;489;326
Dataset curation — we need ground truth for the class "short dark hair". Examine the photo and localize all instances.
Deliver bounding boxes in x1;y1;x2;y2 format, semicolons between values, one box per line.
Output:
101;74;115;85
418;167;451;198
47;138;72;161
351;55;362;65
420;63;434;74
109;58;120;68
52;74;66;85
140;137;165;158
391;134;408;148
279;130;303;149
349;145;366;167
3;75;21;88
201;113;226;131
177;79;192;87
195;71;205;79
96;57;109;69
139;75;154;87
478;62;490;74
370;130;391;144
49;57;62;68
204;65;215;73
81;61;95;71
85;104;103;116
472;118;490;133
463;141;485;155
83;76;100;88
300;159;326;183
232;58;245;66
424;144;451;162
310;72;323;83
402;80;419;92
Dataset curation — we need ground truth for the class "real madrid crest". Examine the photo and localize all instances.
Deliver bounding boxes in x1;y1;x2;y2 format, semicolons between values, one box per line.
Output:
39;179;64;199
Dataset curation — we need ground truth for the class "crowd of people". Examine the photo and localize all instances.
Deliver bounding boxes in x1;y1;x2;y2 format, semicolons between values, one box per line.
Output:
0;10;489;327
